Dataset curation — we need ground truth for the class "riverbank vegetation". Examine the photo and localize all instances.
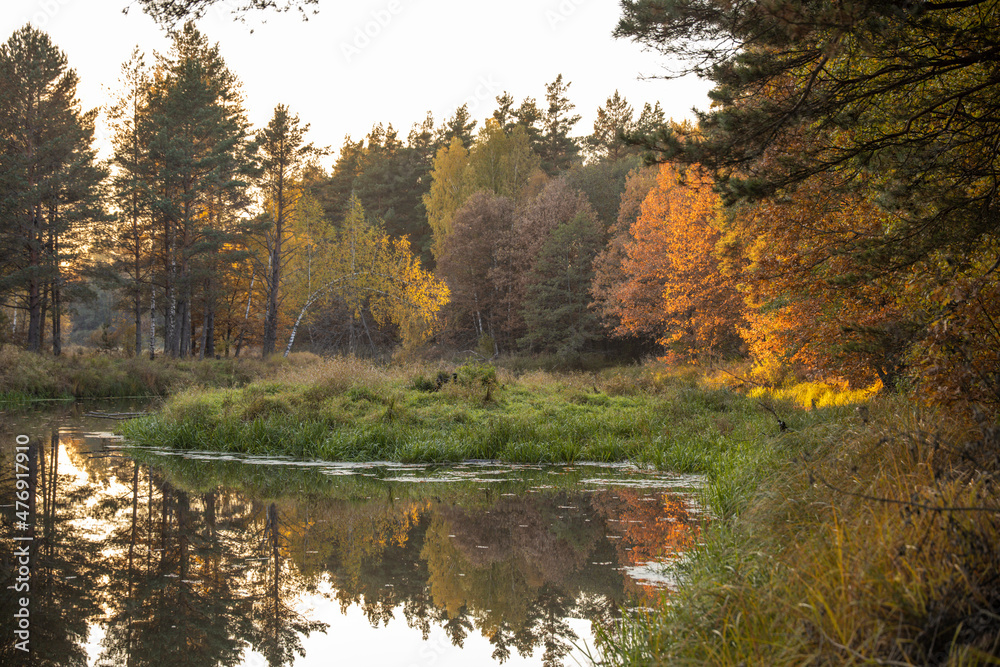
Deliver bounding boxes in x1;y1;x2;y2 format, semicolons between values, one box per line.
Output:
120;359;771;483
0;344;302;404
595;394;1000;666
120;356;868;519
121;354;1000;664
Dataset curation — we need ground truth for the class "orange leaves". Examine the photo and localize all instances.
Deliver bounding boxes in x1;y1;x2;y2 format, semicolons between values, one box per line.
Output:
595;147;996;402
598;163;920;388
731;177;913;387
608;163;743;358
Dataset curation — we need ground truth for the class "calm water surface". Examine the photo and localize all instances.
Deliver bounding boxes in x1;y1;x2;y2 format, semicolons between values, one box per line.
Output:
0;402;705;667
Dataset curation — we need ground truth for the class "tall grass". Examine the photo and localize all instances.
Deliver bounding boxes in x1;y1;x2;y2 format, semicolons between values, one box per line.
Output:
114;354;1000;662
595;394;1000;665
0;344;315;402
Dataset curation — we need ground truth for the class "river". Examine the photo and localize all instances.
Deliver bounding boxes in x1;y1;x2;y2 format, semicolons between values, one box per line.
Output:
1;400;704;667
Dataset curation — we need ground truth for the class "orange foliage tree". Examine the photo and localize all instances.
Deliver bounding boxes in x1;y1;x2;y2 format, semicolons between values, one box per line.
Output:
724;175;917;388
591;165;658;336
605;163;743;359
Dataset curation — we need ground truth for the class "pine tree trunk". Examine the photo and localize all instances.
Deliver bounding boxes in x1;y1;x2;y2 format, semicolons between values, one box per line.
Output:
134;287;142;358
234;270;254;359
39;280;49;353
179;231;192;357
262;237;281;357
166;220;177;357
26;274;41;353
204;307;215;358
149;287;156;360
179;293;191;357
198;291;215;360
131;237;142;356
52;276;61;357
47;216;60;356
198;301;209;360
175;303;184;357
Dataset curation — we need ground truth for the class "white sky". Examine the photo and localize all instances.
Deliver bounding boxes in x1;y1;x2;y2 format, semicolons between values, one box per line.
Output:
3;0;713;167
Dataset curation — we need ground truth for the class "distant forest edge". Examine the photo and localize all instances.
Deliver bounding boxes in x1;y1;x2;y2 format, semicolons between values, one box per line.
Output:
2;0;999;413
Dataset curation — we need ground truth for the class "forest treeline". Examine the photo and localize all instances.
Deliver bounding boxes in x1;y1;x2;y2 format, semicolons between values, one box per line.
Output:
0;23;661;362
3;0;999;411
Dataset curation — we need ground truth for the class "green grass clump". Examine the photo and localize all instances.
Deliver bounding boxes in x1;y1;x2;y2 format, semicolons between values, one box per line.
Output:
119;358;784;489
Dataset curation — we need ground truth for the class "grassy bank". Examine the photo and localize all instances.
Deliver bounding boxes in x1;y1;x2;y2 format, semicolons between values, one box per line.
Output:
119;357;872;517
595;395;1000;665
0;344;310;404
119;358;807;514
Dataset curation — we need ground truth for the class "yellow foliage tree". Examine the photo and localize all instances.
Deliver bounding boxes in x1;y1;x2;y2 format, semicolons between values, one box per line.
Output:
283;196;449;355
726;175;913;388
423;137;471;262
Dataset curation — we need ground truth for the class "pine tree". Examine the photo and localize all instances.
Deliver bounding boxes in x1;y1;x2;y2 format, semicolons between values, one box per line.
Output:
634;102;664;140
145;23;251;358
586;90;634;162
538;75;581;175
513;97;544;153
135;0;319;28
492;92;516;131
0;25;104;354
104;48;155;357
309;115;438;269
254;104;315;358
437;104;477;150
315;135;364;224
616;0;1000;274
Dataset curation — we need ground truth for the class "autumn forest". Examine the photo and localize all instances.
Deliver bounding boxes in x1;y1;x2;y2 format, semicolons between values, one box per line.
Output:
4;0;999;414
0;22;661;366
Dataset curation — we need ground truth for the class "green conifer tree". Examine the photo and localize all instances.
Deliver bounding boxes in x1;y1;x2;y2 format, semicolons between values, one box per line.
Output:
0;25;104;354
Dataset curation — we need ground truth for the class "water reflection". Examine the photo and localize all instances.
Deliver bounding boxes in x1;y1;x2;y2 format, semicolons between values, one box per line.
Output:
1;404;703;666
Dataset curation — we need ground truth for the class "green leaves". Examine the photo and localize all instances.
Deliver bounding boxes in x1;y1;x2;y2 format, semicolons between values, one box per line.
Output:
519;211;603;356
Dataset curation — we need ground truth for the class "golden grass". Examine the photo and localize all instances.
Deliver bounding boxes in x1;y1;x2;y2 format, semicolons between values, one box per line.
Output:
746;379;881;409
600;392;1000;665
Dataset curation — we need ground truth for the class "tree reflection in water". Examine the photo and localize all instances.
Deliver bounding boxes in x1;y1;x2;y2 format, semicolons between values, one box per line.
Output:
0;408;702;667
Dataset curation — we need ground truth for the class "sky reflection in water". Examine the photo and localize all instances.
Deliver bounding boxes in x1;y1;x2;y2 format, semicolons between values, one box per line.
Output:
0;405;704;667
